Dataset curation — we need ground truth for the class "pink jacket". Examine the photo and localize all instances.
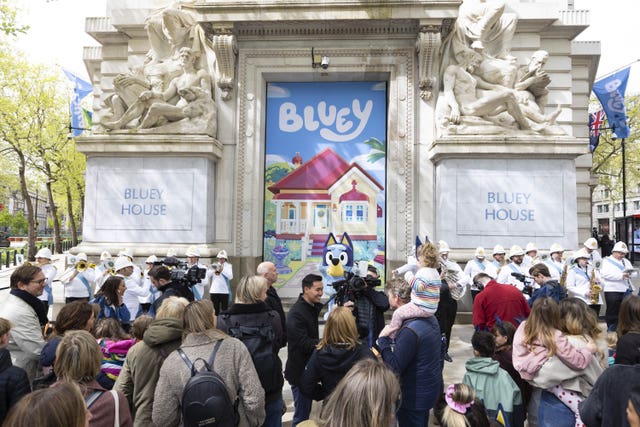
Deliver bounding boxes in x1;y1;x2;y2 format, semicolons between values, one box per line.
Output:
512;321;593;380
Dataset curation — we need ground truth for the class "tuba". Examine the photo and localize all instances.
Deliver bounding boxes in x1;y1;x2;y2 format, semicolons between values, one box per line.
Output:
440;259;460;284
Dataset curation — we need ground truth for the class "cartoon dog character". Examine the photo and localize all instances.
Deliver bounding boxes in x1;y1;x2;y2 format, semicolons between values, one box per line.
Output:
318;232;355;315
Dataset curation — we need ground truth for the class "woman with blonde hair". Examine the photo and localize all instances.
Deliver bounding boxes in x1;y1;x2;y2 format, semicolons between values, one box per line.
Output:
3;381;90;427
217;275;285;426
299;358;401;427
54;330;133;426
152;299;265;427
300;306;375;402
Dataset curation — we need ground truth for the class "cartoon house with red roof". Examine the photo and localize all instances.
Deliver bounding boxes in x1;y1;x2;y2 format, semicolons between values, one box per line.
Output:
268;148;383;255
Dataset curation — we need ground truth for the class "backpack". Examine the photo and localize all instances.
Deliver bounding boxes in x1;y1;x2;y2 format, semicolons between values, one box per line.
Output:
178;340;238;427
224;315;284;395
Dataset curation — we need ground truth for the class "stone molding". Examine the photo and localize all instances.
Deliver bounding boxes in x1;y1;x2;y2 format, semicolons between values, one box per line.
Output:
235;47;415;259
429;136;590;164
76;135;223;160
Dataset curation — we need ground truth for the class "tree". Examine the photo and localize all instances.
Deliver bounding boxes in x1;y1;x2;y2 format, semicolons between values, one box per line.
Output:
592;95;640;200
0;48;68;259
0;0;28;37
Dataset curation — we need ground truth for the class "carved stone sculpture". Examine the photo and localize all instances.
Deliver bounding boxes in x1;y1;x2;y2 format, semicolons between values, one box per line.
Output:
436;0;565;136
96;5;217;137
437;49;562;135
103;47;217;137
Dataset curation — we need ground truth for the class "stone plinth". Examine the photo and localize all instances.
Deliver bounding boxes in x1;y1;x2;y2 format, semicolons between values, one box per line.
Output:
431;135;590;252
74;134;223;257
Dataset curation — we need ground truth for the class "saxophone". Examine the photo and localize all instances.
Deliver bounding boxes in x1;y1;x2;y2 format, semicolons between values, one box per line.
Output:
589;263;602;304
559;264;568;291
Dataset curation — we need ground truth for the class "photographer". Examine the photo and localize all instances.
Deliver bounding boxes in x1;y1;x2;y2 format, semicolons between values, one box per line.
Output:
332;265;389;349
149;265;194;313
472;273;530;332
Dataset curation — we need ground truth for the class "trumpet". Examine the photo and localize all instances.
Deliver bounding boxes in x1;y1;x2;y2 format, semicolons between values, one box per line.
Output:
212;262;222;275
76;261;88;272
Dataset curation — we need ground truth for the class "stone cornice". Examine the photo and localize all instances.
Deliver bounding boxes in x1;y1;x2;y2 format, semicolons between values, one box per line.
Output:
76;135;223;160
429;136;590;164
184;0;459;24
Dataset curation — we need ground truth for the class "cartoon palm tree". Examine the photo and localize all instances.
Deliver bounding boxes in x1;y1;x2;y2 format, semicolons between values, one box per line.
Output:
364;137;386;163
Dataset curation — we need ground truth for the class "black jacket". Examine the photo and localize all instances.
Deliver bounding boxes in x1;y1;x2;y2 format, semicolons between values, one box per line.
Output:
284;295;323;386
265;286;287;348
300;343;375;401
153;281;194;313
217;302;285;403
0;348;30;424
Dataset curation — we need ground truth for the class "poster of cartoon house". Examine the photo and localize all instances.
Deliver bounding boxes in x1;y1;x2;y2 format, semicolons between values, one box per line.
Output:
268;148;383;257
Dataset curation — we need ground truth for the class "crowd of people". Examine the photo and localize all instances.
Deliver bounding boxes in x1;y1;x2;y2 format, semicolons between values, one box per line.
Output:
0;236;638;427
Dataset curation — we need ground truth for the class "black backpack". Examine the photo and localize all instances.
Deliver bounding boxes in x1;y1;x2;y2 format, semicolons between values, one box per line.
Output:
224;316;284;395
178;340;238;427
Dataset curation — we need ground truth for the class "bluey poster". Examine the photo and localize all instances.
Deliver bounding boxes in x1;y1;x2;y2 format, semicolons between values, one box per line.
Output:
263;82;387;287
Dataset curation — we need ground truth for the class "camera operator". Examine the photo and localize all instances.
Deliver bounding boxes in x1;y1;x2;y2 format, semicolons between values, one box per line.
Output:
148;265;194;313
333;265;389;349
527;263;567;307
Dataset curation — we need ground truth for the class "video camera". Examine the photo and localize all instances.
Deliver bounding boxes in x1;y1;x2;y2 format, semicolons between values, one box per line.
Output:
510;272;534;296
156;256;207;288
331;271;381;306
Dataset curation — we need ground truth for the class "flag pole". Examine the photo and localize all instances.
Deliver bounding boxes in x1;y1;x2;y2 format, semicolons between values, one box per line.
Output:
594;59;640;81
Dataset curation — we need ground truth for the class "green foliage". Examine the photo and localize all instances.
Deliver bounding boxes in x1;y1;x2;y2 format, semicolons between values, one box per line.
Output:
0;210;27;235
363;137;386;164
0;0;28;37
265;162;293;184
592;95;640;200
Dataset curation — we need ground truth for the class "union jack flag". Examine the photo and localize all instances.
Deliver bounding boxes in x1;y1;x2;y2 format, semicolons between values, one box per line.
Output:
589;109;605;152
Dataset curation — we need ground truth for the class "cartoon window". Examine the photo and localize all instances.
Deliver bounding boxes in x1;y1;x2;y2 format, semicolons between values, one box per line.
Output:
343;204;353;222
356;204;367;222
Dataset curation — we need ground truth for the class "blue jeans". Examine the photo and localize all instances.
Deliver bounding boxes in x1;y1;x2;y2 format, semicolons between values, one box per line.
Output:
291;385;312;427
538;391;575;427
262;395;283;427
396;408;429;427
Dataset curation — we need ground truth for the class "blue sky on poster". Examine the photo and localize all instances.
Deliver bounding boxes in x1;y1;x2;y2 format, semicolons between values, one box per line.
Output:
12;0;639;98
265;82;387;181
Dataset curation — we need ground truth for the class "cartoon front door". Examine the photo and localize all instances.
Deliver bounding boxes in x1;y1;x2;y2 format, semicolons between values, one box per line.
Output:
313;204;330;230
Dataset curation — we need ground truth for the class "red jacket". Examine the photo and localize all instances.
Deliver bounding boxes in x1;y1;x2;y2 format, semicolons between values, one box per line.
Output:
472;280;530;331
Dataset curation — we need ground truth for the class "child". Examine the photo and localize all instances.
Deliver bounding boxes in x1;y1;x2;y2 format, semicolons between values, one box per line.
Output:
491;318;532;408
0;318;30;424
93;317;137;390
513;297;597;427
378;242;441;345
433;383;491;427
463;330;524;427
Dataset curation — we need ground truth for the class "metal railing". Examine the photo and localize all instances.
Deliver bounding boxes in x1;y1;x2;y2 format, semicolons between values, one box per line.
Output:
0;240;75;269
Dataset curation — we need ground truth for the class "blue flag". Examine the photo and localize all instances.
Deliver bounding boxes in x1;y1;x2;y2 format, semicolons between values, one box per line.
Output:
592;67;631;139
62;68;93;137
